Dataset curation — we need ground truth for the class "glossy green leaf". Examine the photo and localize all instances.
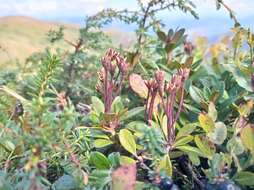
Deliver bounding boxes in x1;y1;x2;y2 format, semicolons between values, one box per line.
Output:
198;113;215;133
111;96;124;113
240;125;254;153
90;151;111;169
119;129;137;155
223;64;252;92
108;152;120;168
177;145;204;157
120;156;136;165
176;123;196;139
189;85;203;104
157;155;172;176
233;171;254;186
94;139;113;148
173;135;193;148
194;136;214;159
188;152;200;166
208;122;227;145
227;137;245;155
91;96;104;114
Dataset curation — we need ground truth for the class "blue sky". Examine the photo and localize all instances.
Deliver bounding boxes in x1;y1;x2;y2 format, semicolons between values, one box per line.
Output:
0;0;254;40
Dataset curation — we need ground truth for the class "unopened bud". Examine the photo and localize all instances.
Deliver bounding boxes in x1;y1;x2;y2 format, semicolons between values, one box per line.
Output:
184;41;194;55
179;68;190;81
155;70;165;84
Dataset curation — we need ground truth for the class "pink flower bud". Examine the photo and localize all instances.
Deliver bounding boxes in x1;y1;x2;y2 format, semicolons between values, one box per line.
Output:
184;41;194;55
155;70;165;84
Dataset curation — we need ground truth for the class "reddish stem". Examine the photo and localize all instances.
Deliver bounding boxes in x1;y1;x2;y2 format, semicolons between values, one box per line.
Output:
147;90;157;126
174;86;185;124
104;70;109;113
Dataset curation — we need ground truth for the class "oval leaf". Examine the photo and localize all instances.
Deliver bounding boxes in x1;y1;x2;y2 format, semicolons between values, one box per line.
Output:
94;139;113;148
198;113;215;133
234;171;254;186
208;122;227;145
129;74;148;98
91;96;104;114
240;125;254;153
194;136;215;159
157;155;172;176
90;151;111;169
119;129;137;155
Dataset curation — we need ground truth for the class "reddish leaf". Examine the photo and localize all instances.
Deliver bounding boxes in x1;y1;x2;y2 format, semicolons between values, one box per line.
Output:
112;164;136;190
129;74;148;98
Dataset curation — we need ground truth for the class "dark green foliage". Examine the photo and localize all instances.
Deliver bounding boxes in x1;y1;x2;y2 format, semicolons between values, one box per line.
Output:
0;0;253;190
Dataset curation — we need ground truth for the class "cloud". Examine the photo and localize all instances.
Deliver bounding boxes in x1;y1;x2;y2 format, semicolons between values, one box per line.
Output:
0;0;107;17
0;0;253;38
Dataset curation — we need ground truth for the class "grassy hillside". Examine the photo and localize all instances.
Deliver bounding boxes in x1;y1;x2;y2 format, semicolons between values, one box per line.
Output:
0;16;79;67
0;16;134;68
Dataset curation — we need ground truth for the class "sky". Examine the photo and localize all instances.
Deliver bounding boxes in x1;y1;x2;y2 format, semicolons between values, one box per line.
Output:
0;0;254;41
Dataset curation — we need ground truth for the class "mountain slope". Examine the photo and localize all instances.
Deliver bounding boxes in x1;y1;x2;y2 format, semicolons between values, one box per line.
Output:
0;16;134;67
0;16;79;66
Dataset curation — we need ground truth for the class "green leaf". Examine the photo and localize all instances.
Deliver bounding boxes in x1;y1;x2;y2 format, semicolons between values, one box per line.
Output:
90;152;111;169
157;155;172;176
119;129;137;155
108;152;120;168
157;30;167;42
177;145;205;157
198;113;215;133
121;107;144;121
91;96;104;114
240;125;254;153
176;123;196;139
208;122;227;145
111;96;124;113
120;156;136;165
189;85;203;104
53;175;78;190
188;153;200;166
208;102;217;121
223;64;252;92
233;171;254;186
227;137;245;155
89;170;111;189
173;135;193;148
94;139;113;148
194;136;214;159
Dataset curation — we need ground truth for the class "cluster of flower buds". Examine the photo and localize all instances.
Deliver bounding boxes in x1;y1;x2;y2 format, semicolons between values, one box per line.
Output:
184;41;194;55
96;48;129;114
166;68;190;93
144;78;159;125
252;59;254;92
144;68;190;145
101;48;128;75
155;70;165;93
